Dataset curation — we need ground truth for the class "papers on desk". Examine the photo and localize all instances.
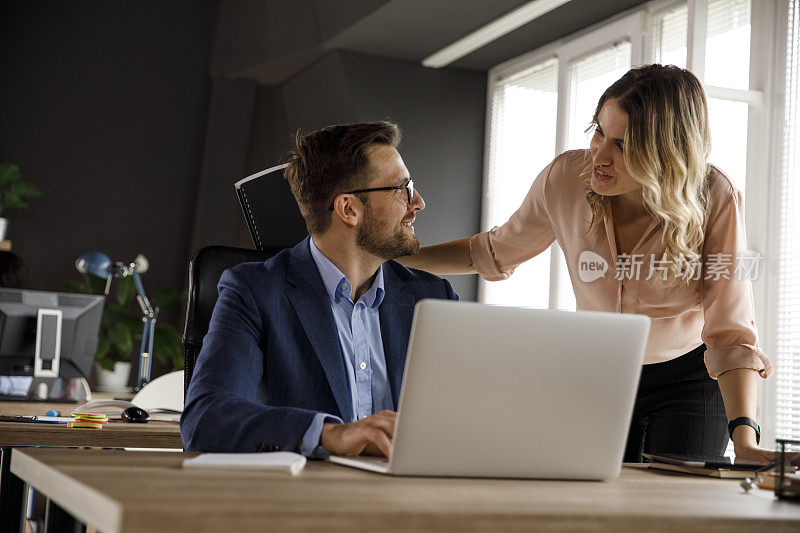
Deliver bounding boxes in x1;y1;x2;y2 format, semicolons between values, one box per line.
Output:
73;399;182;422
182;452;307;475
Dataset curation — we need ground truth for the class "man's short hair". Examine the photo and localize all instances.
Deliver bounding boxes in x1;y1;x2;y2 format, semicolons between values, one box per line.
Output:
283;121;401;236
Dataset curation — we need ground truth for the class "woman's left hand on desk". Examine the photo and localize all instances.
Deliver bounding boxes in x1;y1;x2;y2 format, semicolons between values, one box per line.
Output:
734;443;800;466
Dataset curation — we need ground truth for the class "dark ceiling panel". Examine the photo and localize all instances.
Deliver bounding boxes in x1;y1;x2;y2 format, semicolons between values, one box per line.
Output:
213;0;651;83
450;0;649;70
327;0;530;63
314;0;392;41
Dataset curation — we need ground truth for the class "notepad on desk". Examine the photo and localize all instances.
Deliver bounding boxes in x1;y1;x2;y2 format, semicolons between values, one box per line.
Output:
182;452;307;475
643;453;777;479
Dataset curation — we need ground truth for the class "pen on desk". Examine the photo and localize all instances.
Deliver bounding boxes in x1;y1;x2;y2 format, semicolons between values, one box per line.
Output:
0;415;74;424
0;415;37;423
34;415;74;424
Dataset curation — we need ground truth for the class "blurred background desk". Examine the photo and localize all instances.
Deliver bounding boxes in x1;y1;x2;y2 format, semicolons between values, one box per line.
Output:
0;396;182;532
10;447;800;533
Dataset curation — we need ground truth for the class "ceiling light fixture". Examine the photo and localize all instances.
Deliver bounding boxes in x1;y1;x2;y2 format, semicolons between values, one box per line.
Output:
421;0;573;68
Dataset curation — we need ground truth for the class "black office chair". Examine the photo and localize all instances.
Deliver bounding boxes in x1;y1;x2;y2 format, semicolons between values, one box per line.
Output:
182;245;281;397
235;164;308;250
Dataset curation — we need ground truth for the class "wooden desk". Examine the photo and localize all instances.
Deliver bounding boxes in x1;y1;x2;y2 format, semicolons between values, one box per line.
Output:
10;447;800;532
0;397;182;531
0;420;181;449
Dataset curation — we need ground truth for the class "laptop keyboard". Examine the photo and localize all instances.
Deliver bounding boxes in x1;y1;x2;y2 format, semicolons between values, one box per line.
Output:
351;456;389;467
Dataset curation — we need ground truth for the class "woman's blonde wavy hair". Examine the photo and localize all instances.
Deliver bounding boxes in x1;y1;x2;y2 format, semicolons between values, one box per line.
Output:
579;64;711;283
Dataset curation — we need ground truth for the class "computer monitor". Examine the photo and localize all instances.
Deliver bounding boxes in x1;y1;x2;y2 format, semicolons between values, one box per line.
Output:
0;288;104;381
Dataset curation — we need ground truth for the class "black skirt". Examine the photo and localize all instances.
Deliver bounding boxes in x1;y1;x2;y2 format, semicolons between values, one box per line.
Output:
623;343;729;462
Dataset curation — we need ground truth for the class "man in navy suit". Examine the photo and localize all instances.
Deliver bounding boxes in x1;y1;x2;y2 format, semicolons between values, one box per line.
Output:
181;121;458;457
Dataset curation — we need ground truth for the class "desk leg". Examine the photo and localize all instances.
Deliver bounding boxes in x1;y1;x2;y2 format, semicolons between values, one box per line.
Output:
0;446;26;533
44;499;84;533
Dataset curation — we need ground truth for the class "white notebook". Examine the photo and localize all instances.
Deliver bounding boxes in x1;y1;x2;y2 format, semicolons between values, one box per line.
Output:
182;452;306;475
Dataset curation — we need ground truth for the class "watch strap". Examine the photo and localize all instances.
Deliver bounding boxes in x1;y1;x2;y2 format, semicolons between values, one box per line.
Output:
728;417;761;445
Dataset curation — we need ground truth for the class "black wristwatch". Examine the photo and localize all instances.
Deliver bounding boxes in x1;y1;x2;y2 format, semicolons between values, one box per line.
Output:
728;417;761;445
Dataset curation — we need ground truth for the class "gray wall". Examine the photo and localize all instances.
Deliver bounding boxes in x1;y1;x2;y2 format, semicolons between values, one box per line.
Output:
0;1;217;380
0;1;216;298
190;78;258;253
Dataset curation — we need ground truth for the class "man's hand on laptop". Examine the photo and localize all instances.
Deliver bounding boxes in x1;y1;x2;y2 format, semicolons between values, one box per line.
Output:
320;410;396;458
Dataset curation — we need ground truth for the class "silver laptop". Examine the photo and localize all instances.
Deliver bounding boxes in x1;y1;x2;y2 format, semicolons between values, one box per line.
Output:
329;299;650;480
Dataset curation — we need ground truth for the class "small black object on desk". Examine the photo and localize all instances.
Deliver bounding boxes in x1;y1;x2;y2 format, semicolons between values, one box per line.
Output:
776;438;800;501
121;406;149;423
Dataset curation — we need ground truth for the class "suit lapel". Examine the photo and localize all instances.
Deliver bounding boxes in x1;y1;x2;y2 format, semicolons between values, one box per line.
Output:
379;263;415;409
285;238;353;422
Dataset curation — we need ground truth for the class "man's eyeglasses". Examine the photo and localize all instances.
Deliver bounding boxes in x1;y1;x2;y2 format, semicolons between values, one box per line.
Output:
329;180;414;210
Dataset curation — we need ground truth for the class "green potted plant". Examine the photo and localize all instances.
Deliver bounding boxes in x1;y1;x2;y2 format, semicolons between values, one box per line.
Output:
0;163;42;241
66;269;185;391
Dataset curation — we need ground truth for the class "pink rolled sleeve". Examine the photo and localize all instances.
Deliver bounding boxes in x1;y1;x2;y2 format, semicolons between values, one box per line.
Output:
701;184;773;379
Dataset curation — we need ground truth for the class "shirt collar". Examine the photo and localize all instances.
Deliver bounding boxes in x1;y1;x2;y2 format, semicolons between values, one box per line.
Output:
309;238;385;308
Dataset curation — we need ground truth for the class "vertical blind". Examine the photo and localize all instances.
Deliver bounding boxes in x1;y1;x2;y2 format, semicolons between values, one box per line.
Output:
775;0;800;441
653;4;688;68
567;42;632;151
705;0;751;89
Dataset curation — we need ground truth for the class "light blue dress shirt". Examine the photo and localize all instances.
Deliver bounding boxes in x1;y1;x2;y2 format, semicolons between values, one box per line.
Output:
298;239;394;457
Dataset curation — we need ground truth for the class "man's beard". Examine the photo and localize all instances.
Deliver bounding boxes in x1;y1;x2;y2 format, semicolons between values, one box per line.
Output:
356;207;420;260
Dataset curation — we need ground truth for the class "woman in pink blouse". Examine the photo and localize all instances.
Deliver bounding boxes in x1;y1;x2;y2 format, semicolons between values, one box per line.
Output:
401;64;776;464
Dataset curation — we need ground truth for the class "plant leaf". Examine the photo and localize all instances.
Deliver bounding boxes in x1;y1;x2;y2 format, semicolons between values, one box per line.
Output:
94;335;110;361
14;182;41;197
64;280;92;294
149;288;178;310
104;303;128;317
107;322;134;360
153;322;183;370
96;357;116;371
116;276;136;307
0;163;20;187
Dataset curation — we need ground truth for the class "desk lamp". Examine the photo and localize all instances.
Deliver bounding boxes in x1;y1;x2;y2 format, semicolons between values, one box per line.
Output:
75;252;155;390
